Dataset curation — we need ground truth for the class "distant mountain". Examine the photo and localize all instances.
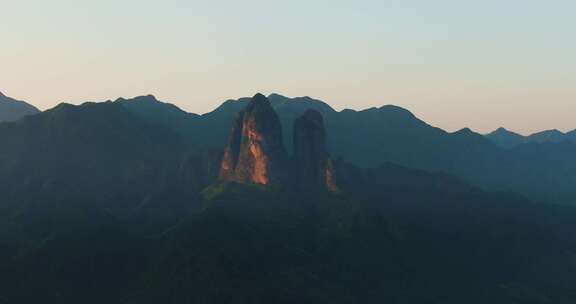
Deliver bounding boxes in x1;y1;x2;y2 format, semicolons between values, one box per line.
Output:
0;91;40;122
528;129;568;144
486;127;576;148
0;101;217;226
116;95;201;139
485;127;526;148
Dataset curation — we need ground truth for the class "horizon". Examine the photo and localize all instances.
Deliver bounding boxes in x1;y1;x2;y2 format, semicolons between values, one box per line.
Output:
2;90;574;136
2;1;575;134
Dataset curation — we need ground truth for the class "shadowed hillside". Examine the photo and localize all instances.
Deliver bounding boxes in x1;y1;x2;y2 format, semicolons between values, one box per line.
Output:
0;94;575;303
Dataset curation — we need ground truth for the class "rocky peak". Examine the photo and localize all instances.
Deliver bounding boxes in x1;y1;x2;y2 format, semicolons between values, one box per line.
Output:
493;127;508;133
293;109;338;192
219;93;288;185
128;94;159;103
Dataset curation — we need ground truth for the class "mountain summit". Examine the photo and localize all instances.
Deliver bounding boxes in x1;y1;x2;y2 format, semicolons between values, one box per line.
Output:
219;93;289;185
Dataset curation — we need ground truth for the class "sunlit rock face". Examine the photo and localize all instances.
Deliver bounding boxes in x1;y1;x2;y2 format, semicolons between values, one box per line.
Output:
293;109;339;192
219;94;288;185
324;158;339;192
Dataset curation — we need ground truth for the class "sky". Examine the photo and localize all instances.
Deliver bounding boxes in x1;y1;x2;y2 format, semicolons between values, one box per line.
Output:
1;0;574;135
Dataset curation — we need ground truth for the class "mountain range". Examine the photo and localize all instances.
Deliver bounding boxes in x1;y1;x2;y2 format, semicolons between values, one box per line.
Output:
486;127;576;148
2;92;575;206
0;92;575;303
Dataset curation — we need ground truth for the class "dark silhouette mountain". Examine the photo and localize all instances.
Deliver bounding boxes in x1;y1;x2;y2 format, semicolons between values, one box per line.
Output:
0;101;217;226
486;127;576;148
1;96;575;303
496;141;576;204
528;129;567;144
114;94;219;150
568;129;576;141
0;91;40;122
485;127;526;148
116;94;200;135
293;109;338;192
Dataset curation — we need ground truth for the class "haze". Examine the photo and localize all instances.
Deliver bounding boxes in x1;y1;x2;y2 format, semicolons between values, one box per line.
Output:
1;0;574;134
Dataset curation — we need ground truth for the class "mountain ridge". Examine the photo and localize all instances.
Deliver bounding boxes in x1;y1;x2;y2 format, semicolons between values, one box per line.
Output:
99;93;576;205
485;127;576;148
0;92;40;122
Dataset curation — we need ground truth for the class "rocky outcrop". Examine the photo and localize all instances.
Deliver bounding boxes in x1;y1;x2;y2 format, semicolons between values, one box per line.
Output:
219;95;338;191
219;94;288;185
293;109;338;192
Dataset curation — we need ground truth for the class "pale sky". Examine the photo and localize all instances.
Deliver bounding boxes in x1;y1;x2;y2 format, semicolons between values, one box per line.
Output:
1;0;574;134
